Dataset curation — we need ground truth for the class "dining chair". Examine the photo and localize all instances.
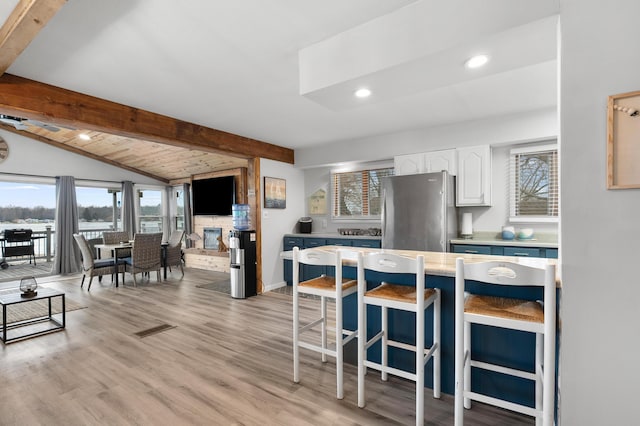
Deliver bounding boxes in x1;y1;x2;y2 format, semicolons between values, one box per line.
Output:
454;258;556;426
123;233;163;286
356;251;441;426
73;233;118;290
292;246;358;400
102;230;131;259
164;230;185;277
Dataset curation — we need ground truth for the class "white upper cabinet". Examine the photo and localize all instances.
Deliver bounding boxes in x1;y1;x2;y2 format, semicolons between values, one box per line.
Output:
456;145;492;206
394;153;424;175
424;149;457;175
394;149;457;176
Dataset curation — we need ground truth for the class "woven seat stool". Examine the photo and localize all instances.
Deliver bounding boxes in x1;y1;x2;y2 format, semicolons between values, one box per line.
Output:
292;246;357;400
356;252;441;426
454;258;556;426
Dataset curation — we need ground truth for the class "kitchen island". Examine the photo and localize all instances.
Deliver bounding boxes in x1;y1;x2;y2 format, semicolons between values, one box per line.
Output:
284;246;560;409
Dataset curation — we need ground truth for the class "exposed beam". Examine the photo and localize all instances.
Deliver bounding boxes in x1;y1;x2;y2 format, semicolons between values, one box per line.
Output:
0;74;295;164
0;122;169;183
0;0;67;75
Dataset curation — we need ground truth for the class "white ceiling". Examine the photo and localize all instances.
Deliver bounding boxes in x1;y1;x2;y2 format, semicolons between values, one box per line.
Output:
1;0;559;152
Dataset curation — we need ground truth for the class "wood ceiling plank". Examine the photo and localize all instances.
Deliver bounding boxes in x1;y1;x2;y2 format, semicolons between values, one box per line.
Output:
0;0;67;75
0;122;169;183
0;73;294;164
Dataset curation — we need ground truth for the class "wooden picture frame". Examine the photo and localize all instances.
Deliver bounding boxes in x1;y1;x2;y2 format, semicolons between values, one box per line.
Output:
607;90;640;189
264;177;286;208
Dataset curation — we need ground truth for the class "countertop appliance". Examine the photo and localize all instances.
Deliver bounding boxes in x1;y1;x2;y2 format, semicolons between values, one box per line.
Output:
381;171;457;251
228;230;257;299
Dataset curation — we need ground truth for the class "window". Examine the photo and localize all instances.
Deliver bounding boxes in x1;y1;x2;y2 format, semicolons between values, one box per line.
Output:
332;166;394;219
75;185;120;232
137;188;163;233
510;144;558;222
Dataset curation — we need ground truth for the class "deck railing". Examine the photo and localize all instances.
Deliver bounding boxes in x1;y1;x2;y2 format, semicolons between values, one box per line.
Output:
4;226;113;263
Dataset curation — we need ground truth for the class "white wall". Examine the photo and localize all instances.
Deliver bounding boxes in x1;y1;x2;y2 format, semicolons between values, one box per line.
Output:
0;129;164;185
260;158;305;291
560;1;638;424
296;108;557;169
301;111;559;236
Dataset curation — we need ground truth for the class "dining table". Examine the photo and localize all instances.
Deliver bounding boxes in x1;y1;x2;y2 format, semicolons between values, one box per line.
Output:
94;241;169;286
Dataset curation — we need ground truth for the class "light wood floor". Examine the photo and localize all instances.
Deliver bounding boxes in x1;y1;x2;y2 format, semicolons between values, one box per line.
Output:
0;268;533;425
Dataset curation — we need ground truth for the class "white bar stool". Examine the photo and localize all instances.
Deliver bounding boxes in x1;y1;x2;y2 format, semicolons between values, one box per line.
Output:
356;252;441;426
292;246;358;399
454;258;556;426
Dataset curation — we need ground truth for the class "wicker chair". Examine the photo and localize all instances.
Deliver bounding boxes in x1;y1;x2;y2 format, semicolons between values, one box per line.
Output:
102;231;131;259
123;233;163;286
73;234;118;290
164;230;185;277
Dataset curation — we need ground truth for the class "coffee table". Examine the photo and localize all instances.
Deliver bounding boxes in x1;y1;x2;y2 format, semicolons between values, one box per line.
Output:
0;288;65;343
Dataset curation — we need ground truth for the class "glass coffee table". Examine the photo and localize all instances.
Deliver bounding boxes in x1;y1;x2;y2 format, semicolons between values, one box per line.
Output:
0;288;65;343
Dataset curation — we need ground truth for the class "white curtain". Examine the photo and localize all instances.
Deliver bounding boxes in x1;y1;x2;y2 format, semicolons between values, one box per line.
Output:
121;180;136;237
53;176;81;274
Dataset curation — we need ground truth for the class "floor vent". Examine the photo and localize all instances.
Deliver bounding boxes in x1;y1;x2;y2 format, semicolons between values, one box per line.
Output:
134;323;176;338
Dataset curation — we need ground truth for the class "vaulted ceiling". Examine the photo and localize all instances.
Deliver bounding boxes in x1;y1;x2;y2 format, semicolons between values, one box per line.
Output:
0;0;559;182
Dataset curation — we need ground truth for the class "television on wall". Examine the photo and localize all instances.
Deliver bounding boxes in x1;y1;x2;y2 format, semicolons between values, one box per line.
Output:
192;176;236;216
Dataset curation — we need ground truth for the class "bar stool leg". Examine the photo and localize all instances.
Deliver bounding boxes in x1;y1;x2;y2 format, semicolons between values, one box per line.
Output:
416;301;425;426
357;284;366;408
434;288;441;398
536;332;543;426
321;295;327;363
293;283;300;384
381;305;388;381
336;291;344;399
464;320;471;409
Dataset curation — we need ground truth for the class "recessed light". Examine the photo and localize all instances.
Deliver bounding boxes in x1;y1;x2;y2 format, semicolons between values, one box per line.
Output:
78;133;91;141
355;88;371;98
465;54;489;69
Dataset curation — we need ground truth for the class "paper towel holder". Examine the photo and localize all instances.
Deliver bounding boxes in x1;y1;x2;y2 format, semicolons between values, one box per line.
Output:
461;212;473;239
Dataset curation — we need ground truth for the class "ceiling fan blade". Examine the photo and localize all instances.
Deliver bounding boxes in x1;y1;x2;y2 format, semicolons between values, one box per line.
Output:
25;119;61;132
0;117;29;130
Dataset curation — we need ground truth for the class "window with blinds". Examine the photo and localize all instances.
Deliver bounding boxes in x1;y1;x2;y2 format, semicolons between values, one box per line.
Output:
509;143;558;221
332;167;394;219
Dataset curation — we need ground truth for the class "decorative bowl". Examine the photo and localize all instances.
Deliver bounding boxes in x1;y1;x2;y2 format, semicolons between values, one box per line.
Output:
517;228;535;240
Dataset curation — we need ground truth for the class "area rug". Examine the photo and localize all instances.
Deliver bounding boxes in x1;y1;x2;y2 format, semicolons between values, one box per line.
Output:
0;288;87;325
196;280;231;295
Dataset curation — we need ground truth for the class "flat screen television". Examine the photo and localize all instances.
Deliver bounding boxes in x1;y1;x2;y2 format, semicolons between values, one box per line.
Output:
192;176;236;216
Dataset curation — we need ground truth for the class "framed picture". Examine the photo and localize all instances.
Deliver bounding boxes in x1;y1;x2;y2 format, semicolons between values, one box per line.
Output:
264;177;286;208
308;188;327;215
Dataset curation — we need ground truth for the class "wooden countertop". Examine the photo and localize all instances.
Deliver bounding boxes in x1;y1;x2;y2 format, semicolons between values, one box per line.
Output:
281;245;561;287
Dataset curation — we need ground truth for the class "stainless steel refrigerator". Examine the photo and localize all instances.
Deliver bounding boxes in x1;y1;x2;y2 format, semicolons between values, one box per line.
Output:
381;171;457;251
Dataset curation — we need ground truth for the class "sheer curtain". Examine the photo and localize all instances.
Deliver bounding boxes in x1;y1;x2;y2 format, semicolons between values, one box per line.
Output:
183;182;193;248
53;176;81;274
121;180;136;238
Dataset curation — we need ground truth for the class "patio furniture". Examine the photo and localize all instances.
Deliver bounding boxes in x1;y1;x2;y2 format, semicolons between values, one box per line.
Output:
163;230;185;277
123;233;163;286
1;229;36;265
73;234;118;291
102;231;131;259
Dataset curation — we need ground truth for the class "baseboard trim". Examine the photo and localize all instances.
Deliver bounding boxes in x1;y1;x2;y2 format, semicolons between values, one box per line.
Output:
263;281;286;293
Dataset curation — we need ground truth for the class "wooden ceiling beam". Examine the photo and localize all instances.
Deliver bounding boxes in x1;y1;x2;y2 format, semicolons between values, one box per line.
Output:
0;73;295;164
0;122;169;183
0;0;67;75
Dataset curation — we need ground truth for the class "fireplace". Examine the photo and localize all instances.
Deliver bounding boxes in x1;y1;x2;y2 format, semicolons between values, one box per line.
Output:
203;227;223;250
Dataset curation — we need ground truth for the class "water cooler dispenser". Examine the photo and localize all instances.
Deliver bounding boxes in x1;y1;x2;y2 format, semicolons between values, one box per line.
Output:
228;230;257;299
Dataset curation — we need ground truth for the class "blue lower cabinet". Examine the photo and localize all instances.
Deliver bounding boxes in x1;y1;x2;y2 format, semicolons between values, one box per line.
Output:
452;244;492;255
503;247;541;258
545;248;558;259
352;239;382;248
283;237;303;285
326;238;352;246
